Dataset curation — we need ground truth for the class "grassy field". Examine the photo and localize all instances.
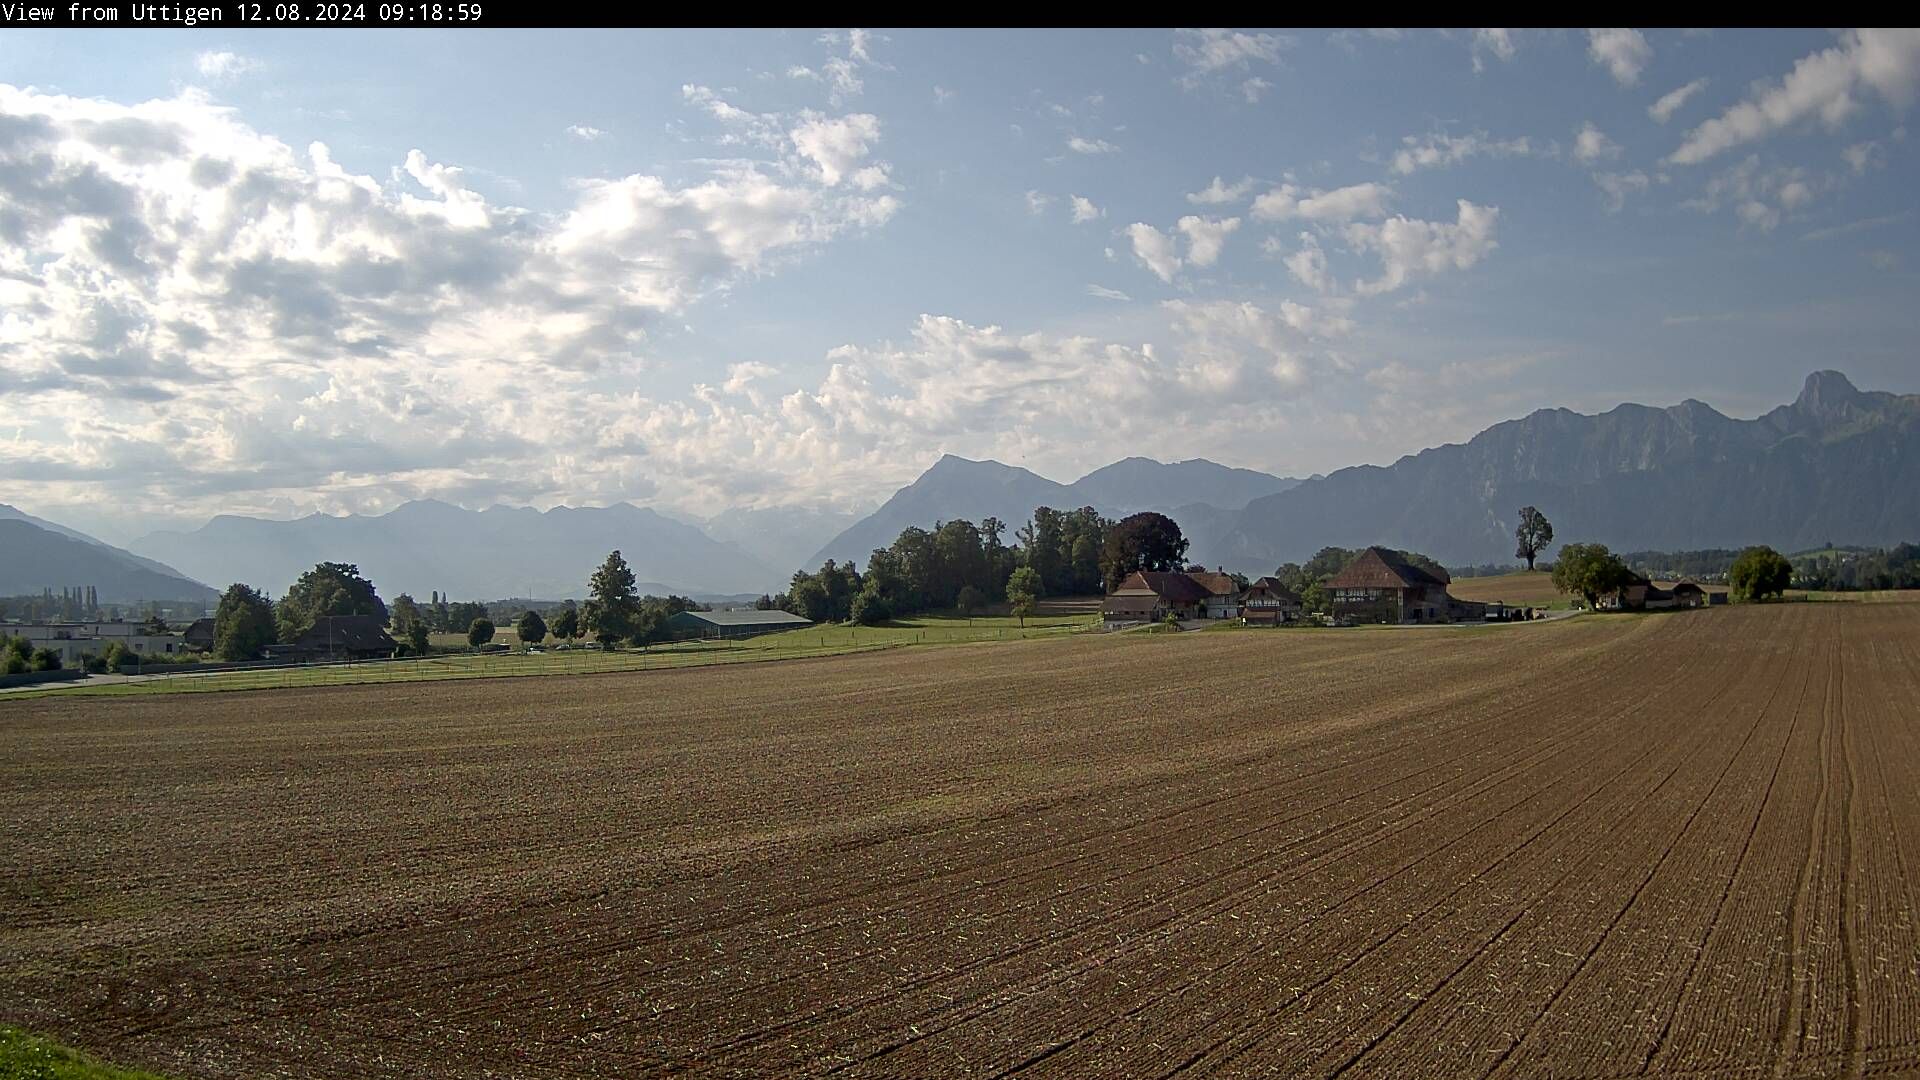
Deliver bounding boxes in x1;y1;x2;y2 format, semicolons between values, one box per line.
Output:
7;613;1098;700
7;603;1920;1077
1445;569;1573;607
0;1028;174;1080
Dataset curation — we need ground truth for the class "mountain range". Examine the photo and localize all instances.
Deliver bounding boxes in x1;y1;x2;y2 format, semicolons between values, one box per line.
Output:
808;456;1302;568
5;371;1914;603
1212;370;1919;569
130;501;783;602
0;507;215;603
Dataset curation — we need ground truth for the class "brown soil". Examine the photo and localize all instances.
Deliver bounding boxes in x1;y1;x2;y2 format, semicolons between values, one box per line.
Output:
3;603;1915;1078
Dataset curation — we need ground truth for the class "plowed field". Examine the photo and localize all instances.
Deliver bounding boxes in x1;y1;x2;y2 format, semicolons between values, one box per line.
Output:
4;602;1917;1078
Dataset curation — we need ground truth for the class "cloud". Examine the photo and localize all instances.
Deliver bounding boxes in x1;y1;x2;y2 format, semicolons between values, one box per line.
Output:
1573;122;1621;163
1177;215;1240;267
1593;171;1651;211
1865;249;1902;271
1070;195;1104;223
193;51;259;80
1125;222;1184;282
1670;30;1920;166
1085;284;1131;301
565;124;606;141
1648;78;1708;123
1067;136;1119;155
1187;176;1255;204
1800;210;1911;241
1588;28;1652;87
1174;28;1293;88
788;111;886;187
0;82;900;523
1390;131;1534;174
1842;138;1885;172
1251;181;1392;223
1280;233;1330;293
722;361;778;394
1682;155;1826;231
1343;200;1500;294
1472;29;1516;72
1241;77;1273;104
1025;190;1054;215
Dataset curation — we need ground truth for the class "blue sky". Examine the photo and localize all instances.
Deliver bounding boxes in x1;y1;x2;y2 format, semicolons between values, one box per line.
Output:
2;28;1916;541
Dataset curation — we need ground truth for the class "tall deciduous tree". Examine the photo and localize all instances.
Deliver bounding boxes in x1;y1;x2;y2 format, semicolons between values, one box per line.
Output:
1729;546;1793;602
549;602;579;643
586;550;639;648
1551;543;1631;608
515;609;548;647
468;618;495;647
1515;506;1555;571
1099;512;1189;592
278;562;387;641
212;583;277;661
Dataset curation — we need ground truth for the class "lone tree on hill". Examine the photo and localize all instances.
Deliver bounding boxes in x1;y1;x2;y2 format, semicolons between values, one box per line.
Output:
467;618;495;648
1100;512;1190;592
1729;545;1793;602
516;608;548;648
586;550;639;648
1515;507;1554;571
1551;543;1631;609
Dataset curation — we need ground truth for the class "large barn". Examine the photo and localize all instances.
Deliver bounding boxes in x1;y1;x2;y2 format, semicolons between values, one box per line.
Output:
1328;547;1485;624
666;609;812;639
1101;571;1214;624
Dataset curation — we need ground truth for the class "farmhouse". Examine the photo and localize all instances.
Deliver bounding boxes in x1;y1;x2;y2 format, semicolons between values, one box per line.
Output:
182;617;216;652
1185;571;1244;619
1102;570;1213;623
1608;571;1680;611
292;615;397;661
1328;547;1486;624
1238;576;1303;625
667;608;811;640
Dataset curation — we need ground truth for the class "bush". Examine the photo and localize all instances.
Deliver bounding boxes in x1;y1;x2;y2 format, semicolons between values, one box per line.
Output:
2;654;26;675
82;653;108;674
30;648;62;672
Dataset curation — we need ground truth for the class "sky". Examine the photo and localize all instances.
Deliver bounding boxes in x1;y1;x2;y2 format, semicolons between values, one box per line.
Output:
2;27;1918;543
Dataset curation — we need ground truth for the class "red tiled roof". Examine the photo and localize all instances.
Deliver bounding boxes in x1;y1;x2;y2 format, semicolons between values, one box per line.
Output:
1326;548;1448;591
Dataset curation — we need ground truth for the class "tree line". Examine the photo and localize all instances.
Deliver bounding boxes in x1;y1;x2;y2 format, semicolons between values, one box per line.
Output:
773;508;1194;626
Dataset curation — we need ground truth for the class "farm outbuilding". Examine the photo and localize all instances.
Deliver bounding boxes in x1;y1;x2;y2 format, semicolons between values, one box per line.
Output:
667;609;812;640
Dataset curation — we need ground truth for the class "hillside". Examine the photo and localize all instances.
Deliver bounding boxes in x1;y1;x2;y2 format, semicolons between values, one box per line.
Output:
132;501;780;600
0;517;215;604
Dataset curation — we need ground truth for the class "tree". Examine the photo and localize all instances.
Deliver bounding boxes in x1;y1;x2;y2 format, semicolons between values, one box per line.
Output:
1099;512;1190;592
212;583;277;662
1515;507;1555;571
1729;545;1793;602
30;647;62;672
139;609;170;635
586;550;639;648
515;609;548;648
549;602;579;644
278;562;386;641
390;593;423;636
955;585;985;616
1551;542;1632;609
849;582;892;626
1301;580;1330;617
467;618;496;647
406;621;431;656
1007;566;1042;627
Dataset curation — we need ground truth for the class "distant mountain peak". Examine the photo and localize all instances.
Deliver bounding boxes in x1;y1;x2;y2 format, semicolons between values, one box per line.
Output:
1796;370;1863;416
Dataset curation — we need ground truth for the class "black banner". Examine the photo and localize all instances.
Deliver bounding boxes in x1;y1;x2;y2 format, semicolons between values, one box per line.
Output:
5;0;511;26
